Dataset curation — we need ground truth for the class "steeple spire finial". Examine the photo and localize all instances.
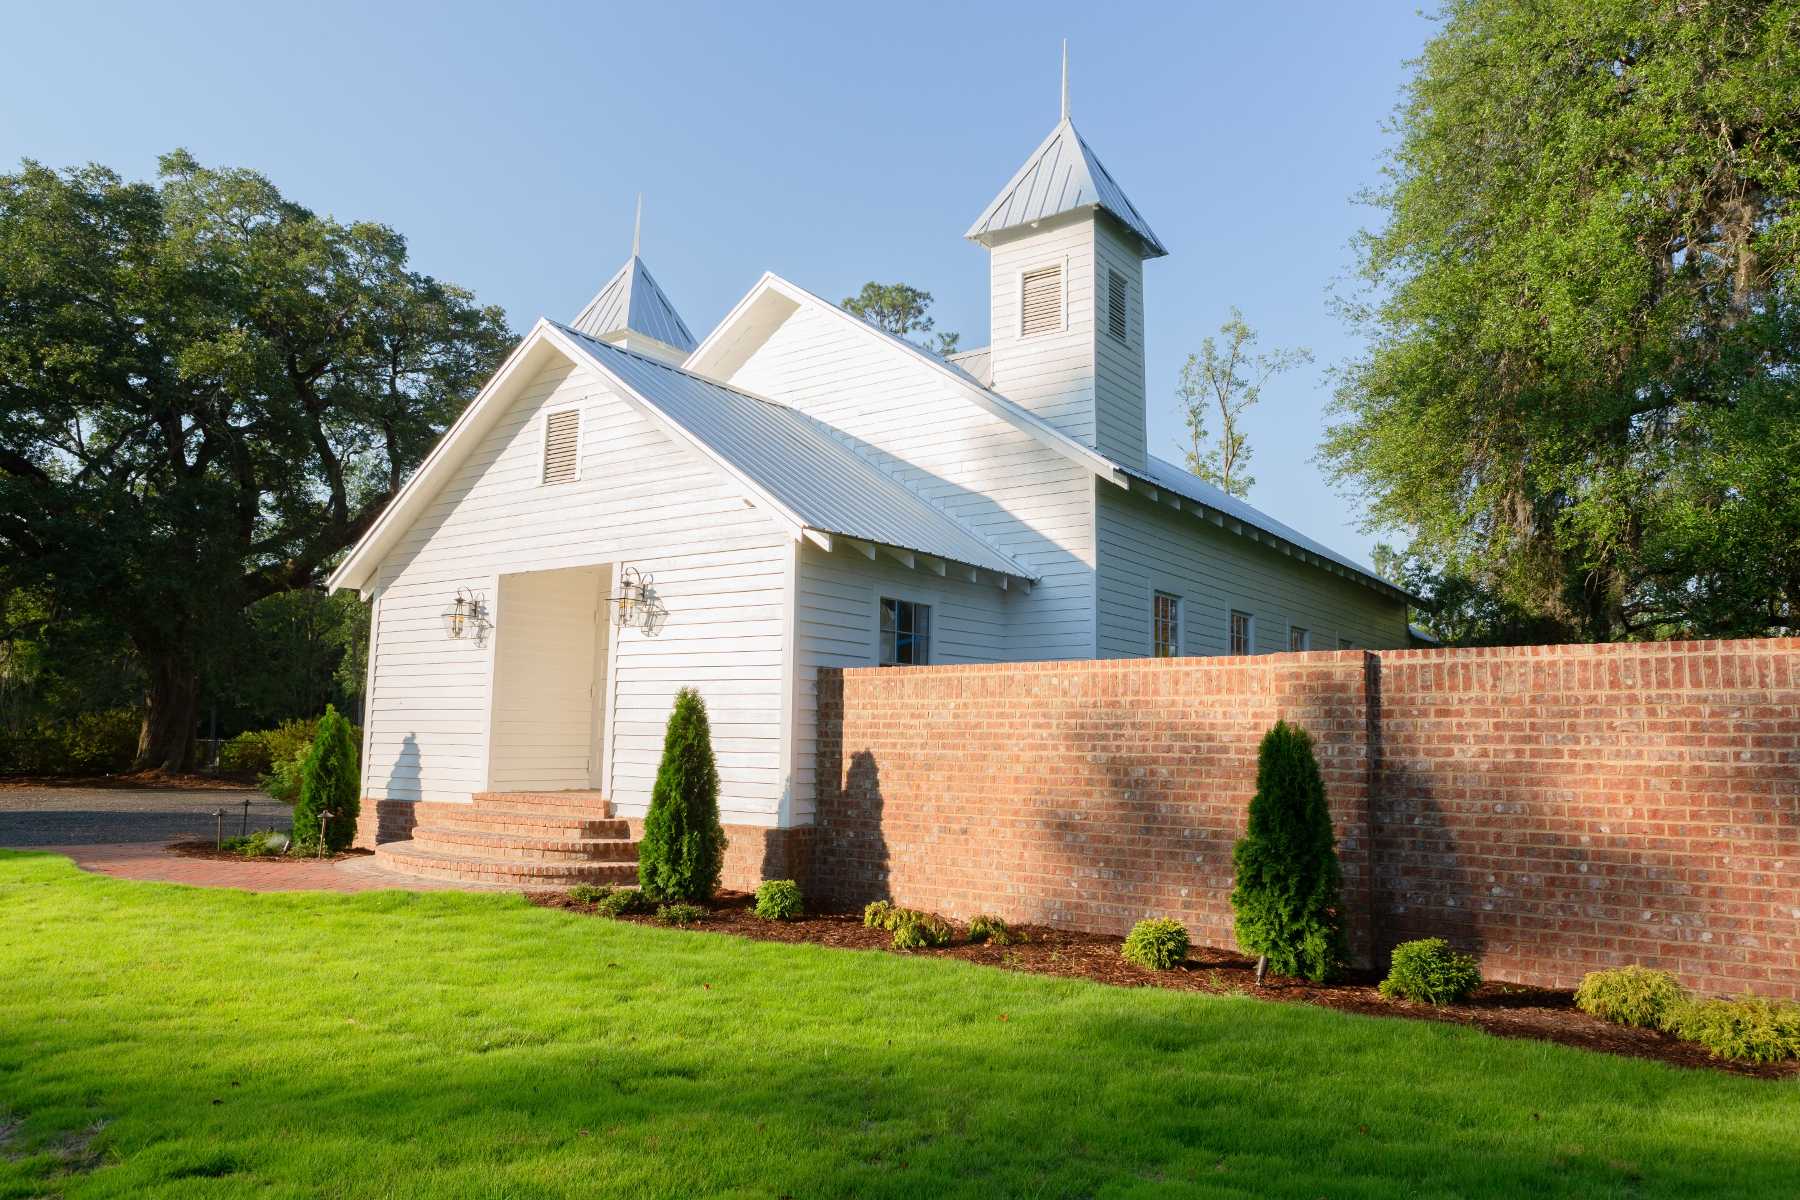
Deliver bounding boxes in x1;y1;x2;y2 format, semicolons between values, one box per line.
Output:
1060;39;1069;121
632;193;643;259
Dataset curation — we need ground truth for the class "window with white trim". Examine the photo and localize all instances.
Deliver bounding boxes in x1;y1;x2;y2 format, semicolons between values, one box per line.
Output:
879;598;930;666
1152;591;1181;657
1230;610;1253;655
542;408;580;484
1290;626;1311;652
1020;264;1064;337
1106;268;1129;342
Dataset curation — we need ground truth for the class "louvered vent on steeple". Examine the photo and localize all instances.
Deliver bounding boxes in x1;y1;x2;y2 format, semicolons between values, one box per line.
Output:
1020;264;1064;336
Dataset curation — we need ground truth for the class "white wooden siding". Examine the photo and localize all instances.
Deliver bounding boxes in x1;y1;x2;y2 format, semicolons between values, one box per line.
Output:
1094;484;1410;657
1092;218;1148;469
362;356;793;825
789;541;1015;820
724;301;1097;662
987;218;1098;449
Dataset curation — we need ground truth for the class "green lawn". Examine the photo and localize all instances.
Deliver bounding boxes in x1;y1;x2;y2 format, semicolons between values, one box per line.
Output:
1;851;1795;1199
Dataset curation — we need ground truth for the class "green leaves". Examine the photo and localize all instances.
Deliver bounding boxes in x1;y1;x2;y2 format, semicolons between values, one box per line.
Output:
1229;721;1348;983
1327;0;1800;641
0;151;511;767
841;281;960;357
1174;308;1310;499
292;704;359;854
638;687;727;902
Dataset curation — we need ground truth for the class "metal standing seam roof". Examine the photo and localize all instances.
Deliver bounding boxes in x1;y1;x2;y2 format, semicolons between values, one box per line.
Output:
550;323;1035;581
570;256;697;352
965;117;1168;258
1125;455;1400;594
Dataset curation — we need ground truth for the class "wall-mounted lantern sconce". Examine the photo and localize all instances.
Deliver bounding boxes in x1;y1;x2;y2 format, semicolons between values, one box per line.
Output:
440;587;492;644
608;566;667;634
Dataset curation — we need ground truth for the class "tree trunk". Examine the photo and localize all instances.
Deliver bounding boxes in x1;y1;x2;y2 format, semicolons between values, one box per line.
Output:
135;651;201;772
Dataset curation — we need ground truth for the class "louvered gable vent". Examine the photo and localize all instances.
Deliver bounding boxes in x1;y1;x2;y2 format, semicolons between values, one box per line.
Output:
542;408;580;484
1107;268;1128;341
1020;263;1063;336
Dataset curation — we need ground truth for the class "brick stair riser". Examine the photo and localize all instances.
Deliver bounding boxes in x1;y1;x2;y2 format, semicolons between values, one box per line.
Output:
413;805;627;839
375;846;638;886
471;791;611;816
409;833;638;864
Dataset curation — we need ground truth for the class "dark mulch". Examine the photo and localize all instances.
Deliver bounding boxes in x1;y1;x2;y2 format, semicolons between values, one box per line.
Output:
0;770;253;791
166;839;372;864
528;889;1798;1080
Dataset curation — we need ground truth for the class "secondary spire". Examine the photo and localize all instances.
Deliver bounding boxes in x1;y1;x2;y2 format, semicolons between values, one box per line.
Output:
632;193;643;259
1060;39;1069;121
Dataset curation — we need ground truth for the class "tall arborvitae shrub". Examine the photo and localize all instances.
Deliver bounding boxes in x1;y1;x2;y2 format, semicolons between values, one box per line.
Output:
1230;720;1348;983
291;704;360;854
639;687;726;901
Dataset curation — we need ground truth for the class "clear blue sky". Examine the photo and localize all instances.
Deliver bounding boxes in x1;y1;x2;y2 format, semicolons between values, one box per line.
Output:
3;1;1435;564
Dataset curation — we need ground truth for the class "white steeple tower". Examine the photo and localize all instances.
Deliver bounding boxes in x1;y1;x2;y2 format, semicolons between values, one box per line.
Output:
965;44;1166;468
569;195;696;364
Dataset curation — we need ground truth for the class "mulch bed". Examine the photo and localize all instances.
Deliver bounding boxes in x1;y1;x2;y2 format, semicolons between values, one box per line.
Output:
166;840;372;864
0;770;254;791
528;889;1799;1080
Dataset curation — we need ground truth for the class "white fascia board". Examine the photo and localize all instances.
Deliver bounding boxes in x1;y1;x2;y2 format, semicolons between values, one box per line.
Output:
326;320;566;595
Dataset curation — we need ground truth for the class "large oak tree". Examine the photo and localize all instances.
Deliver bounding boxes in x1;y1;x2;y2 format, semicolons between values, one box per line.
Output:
1325;1;1800;641
0;152;511;769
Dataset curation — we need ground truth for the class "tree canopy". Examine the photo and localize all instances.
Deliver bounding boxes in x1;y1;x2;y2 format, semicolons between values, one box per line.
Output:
1175;308;1311;499
841;281;960;356
0;151;512;768
1325;1;1800;642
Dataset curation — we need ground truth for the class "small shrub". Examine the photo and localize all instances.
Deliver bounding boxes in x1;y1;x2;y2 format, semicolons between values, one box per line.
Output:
1378;938;1481;1005
219;830;286;858
568;883;614;905
891;911;953;950
594;888;651;918
1574;966;1687;1030
1230;720;1349;983
638;688;727;901
291;706;359;854
967;914;1021;945
863;900;897;929
1666;997;1800;1063
218;731;274;777
656;902;706;927
753;879;804;921
1121;918;1190;970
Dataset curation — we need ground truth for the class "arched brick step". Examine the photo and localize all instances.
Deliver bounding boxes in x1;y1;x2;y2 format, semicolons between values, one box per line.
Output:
374;790;639;887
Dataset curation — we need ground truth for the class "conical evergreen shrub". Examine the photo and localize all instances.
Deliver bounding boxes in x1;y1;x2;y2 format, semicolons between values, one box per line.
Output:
291;704;360;854
1229;720;1348;982
638;687;727;901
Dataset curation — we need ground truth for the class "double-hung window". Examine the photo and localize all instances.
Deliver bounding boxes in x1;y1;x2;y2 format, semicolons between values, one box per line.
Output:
879;598;930;666
1152;592;1181;657
1290;626;1311;652
1229;610;1253;655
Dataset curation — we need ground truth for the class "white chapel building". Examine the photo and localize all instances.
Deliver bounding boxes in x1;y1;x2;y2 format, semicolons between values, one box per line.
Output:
328;82;1413;884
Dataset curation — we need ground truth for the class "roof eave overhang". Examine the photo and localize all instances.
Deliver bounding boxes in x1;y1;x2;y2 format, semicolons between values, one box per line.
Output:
1118;472;1418;606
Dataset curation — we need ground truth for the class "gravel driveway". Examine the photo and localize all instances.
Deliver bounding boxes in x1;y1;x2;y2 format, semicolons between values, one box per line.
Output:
0;785;287;848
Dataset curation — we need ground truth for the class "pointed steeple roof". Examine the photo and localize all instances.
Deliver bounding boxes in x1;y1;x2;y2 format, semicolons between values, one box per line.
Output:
570;198;696;355
965;44;1167;258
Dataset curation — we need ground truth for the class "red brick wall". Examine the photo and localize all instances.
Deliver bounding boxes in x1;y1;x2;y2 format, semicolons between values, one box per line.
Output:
814;639;1800;998
813;653;1380;966
1373;640;1800;998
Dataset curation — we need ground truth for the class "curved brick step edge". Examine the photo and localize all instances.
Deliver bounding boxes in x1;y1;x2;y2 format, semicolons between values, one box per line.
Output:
374;841;639;886
412;803;629;840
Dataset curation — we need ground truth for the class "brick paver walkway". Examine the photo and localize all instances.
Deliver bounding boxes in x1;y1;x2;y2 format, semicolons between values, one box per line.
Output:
0;785;505;893
32;841;501;892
